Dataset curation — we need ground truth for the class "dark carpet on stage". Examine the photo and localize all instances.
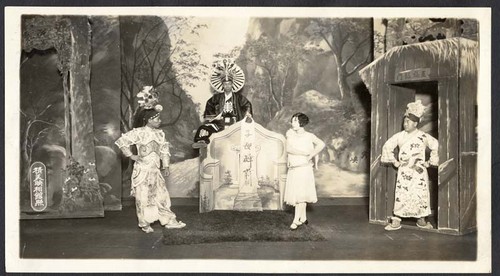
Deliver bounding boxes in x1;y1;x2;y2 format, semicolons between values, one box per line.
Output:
162;209;325;245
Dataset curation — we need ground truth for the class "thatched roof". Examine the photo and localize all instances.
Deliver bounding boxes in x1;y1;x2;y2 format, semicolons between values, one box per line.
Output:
359;38;478;92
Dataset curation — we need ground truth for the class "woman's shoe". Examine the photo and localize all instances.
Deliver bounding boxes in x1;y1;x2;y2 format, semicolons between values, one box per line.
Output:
290;222;299;230
299;219;309;225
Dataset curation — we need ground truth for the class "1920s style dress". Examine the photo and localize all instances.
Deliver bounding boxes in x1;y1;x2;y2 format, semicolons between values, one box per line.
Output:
115;126;177;227
382;129;439;218
284;129;322;206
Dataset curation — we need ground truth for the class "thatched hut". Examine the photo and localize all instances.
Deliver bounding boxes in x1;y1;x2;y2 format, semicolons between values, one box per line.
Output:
359;38;478;235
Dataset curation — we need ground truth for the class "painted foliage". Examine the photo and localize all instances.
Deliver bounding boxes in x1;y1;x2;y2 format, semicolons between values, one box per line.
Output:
20;47;67;214
119;17;375;198
239;18;373;197
118;16;204;198
20;15;104;218
19;16;479;206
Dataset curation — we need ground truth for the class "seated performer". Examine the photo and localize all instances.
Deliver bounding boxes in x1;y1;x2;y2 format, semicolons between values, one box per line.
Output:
192;59;252;149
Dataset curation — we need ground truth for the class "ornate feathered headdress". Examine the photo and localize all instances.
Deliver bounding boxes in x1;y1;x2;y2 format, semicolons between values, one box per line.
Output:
136;86;162;124
209;59;245;93
404;100;425;122
137;86;163;113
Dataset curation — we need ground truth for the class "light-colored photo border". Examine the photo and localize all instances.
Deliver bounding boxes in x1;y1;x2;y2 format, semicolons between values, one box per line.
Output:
5;6;492;273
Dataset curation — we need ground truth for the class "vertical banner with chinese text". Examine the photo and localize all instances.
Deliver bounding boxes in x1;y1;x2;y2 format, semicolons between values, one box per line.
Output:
30;162;48;212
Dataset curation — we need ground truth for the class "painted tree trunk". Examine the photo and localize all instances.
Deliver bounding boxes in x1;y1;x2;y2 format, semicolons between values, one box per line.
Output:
69;17;97;168
21;15;104;218
90;16;123;210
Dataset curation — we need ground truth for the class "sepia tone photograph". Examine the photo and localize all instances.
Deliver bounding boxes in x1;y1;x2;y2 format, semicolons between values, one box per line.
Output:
4;5;492;273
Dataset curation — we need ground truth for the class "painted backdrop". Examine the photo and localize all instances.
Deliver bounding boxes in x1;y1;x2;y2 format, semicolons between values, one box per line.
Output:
19;16;479;213
117;16;478;198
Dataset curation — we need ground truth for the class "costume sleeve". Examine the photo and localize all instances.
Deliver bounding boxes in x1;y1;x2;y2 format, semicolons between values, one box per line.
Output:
381;132;400;163
424;134;439;166
159;133;171;168
203;95;218;117
239;95;252;115
115;129;140;157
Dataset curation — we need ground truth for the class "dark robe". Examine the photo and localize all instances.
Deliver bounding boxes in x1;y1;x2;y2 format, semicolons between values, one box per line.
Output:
194;92;252;143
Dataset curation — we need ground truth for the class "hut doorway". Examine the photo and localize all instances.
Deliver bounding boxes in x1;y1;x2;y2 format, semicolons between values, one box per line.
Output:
388;81;439;228
360;38;478;235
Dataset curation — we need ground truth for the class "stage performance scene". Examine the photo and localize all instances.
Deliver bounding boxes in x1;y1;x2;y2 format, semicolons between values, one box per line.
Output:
10;8;488;273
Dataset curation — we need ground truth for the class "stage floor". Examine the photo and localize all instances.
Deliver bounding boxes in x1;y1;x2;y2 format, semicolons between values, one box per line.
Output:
19;200;476;260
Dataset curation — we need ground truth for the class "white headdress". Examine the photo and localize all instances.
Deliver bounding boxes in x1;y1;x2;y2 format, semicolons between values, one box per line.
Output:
210;59;245;93
405;100;426;121
137;86;162;113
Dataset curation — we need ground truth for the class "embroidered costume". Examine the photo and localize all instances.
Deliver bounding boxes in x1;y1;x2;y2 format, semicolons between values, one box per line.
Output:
381;129;439;218
116;126;177;227
116;86;185;232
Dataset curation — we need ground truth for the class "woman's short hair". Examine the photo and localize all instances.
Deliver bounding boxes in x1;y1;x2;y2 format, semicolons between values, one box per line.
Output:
292;112;309;127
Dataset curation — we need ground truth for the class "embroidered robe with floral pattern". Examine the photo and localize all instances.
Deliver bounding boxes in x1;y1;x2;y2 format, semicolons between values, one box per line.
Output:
115;126;176;227
382;130;439;218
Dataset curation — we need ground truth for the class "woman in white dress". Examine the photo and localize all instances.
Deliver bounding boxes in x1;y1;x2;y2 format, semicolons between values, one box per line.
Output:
115;86;186;233
284;113;325;230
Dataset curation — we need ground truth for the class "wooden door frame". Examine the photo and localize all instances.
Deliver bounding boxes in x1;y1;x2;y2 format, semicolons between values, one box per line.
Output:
381;78;461;234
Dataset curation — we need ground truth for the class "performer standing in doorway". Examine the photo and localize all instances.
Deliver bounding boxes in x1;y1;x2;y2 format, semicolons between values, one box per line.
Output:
115;86;186;233
284;113;325;230
192;59;252;148
381;100;439;231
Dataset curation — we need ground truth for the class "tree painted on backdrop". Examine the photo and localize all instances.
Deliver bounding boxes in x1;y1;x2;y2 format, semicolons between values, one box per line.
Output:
215;35;306;124
373;19;388;58
306;18;372;103
301;18;373;172
374;30;385;58
215;18;374;173
120;16;208;132
20;90;64;190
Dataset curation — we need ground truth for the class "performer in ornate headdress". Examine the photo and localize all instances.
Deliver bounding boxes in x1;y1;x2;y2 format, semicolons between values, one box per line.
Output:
192;59;253;148
381;100;439;231
115;86;186;233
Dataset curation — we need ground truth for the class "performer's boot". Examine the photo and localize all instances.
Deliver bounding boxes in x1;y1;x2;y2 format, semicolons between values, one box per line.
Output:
192;140;208;149
416;217;433;229
384;216;402;231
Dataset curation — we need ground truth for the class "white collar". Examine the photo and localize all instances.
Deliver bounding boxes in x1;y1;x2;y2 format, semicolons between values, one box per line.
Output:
224;92;233;101
144;125;157;132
